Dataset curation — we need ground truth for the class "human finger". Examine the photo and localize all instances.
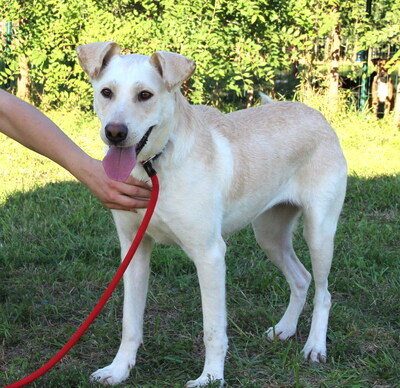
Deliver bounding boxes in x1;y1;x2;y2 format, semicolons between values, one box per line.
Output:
117;180;152;200
103;194;150;211
125;176;152;190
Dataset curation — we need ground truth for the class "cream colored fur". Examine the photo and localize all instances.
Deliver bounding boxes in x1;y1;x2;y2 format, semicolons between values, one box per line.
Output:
77;42;347;387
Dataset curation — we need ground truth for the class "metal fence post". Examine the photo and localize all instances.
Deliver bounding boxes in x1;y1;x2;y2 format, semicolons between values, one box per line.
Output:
6;21;12;52
360;60;368;111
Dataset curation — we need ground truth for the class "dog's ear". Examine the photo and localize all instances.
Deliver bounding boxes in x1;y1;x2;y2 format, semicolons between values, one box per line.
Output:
150;51;196;92
76;42;120;80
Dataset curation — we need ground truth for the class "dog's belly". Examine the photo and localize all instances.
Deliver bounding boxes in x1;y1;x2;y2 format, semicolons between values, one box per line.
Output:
222;195;289;236
222;210;257;236
222;173;298;235
139;199;267;246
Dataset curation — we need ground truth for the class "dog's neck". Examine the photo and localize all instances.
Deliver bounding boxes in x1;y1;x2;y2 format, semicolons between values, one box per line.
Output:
150;92;197;172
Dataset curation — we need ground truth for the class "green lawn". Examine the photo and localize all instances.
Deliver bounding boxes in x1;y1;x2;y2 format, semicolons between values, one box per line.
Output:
0;109;399;387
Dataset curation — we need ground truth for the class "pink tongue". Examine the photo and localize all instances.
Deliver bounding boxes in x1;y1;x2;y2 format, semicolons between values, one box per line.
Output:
103;146;137;182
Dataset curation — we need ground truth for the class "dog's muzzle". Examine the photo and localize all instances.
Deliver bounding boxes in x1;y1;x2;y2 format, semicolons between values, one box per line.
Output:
104;123;154;154
102;125;155;182
105;123;128;145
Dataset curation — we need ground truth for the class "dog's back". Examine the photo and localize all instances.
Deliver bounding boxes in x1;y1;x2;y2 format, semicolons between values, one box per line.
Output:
216;101;344;199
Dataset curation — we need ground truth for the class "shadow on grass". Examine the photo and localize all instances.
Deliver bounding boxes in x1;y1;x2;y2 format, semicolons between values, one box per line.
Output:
0;181;116;269
1;174;399;387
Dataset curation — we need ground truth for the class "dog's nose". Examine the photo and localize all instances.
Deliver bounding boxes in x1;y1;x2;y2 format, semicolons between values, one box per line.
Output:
105;123;128;144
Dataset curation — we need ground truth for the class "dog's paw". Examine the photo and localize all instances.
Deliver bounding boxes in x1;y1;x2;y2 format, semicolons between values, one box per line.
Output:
90;362;132;386
302;341;327;363
266;323;296;341
185;375;224;387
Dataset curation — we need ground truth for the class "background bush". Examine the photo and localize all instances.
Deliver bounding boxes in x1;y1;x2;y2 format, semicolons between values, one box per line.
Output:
1;0;399;111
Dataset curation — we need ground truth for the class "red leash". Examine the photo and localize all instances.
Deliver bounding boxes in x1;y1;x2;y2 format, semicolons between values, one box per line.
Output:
5;166;159;388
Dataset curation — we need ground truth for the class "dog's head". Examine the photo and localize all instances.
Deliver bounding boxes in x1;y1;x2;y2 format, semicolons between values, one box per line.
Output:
375;59;389;82
76;41;195;180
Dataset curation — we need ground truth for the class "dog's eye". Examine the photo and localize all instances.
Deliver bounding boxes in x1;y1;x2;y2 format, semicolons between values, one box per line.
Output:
138;91;153;101
101;88;113;99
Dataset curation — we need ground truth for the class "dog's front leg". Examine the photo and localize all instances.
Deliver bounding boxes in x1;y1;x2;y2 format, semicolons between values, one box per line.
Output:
185;238;228;388
91;225;154;386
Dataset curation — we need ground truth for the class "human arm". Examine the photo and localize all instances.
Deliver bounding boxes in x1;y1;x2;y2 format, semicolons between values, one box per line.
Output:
0;90;150;210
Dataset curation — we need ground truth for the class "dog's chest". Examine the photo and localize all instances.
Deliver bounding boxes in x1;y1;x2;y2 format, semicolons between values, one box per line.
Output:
377;80;389;102
140;208;185;246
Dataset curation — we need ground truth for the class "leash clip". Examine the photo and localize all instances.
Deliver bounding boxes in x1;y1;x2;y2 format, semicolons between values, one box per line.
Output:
142;160;157;177
141;151;162;178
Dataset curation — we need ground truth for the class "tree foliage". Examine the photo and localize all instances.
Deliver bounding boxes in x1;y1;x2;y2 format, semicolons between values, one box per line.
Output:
0;0;399;109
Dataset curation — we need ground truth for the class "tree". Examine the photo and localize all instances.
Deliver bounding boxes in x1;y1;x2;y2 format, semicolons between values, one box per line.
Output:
327;3;341;106
0;0;398;110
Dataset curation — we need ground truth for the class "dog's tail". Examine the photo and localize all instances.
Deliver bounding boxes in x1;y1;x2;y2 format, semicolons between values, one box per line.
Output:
259;92;275;105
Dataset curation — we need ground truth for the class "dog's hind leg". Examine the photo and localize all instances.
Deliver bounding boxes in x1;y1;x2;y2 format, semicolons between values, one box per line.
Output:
301;189;344;363
252;203;312;341
91;216;154;386
184;237;228;388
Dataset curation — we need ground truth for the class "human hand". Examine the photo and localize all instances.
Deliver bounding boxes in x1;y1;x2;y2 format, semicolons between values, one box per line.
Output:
81;159;151;211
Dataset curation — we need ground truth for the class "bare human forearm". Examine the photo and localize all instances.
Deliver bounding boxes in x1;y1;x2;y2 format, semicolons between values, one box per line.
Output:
0;90;95;175
0;90;150;210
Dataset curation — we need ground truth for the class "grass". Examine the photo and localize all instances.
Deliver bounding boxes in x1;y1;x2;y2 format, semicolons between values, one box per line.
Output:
0;106;399;387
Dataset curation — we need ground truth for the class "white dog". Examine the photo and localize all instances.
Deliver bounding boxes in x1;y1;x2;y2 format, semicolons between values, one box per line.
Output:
77;42;347;387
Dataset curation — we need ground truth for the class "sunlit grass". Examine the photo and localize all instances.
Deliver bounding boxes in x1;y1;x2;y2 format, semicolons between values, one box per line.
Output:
1;107;399;387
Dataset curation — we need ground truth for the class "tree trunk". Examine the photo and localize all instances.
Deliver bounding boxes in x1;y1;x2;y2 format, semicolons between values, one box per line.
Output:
393;70;400;127
16;55;30;102
324;36;331;61
327;18;341;108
